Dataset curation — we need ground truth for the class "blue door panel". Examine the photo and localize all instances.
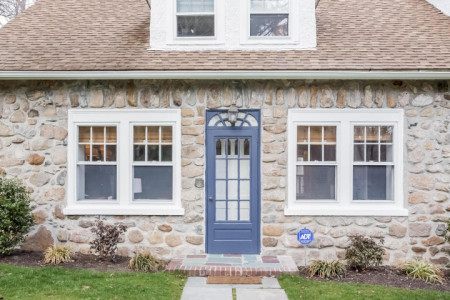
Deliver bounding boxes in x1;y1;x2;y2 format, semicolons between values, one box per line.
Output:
205;110;261;254
214;229;253;240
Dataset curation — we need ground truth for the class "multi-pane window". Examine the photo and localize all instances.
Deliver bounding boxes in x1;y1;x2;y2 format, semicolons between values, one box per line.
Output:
353;126;394;201
67;110;182;216
250;0;289;37
296;126;337;201
287;110;405;216
133;126;173;201
215;138;251;221
77;126;117;201
176;0;215;37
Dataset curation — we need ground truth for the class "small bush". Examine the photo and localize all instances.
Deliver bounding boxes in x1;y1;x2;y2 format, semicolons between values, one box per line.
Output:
90;220;127;262
0;177;34;255
345;235;385;271
43;245;73;265
128;252;167;272
308;260;346;279
402;260;444;284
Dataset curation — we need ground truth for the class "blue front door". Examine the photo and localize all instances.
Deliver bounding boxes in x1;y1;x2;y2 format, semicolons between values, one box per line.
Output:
206;110;260;254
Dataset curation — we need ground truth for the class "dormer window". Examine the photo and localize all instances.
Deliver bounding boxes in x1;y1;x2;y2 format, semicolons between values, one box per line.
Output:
176;0;215;37
150;0;317;50
250;0;289;37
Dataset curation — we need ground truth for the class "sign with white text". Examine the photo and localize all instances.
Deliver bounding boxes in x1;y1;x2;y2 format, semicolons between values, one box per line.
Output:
297;228;314;245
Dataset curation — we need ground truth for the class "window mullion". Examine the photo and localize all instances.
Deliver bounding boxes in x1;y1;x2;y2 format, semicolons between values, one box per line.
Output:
159;126;162;162
321;126;324;162
89;126;93;162
307;126;310;162
340;121;351;206
103;127;106;162
145;126;148;162
378;127;381;162
118;120;128;206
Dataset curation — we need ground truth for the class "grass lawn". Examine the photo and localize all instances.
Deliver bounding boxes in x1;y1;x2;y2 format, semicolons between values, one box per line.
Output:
0;264;186;300
278;275;450;300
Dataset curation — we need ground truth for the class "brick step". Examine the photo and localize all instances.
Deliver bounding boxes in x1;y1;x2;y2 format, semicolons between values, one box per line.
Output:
166;255;299;277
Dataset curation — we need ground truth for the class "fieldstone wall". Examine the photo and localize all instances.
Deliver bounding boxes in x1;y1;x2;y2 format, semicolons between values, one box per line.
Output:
0;79;448;266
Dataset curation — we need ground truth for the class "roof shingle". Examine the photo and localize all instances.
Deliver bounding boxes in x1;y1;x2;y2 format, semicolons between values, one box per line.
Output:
0;0;449;71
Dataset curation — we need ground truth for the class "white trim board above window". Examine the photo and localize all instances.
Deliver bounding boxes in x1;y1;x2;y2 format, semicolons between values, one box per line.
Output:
285;109;407;217
65;109;184;216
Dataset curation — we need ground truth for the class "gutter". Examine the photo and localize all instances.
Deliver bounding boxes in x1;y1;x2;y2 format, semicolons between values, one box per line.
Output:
0;70;450;80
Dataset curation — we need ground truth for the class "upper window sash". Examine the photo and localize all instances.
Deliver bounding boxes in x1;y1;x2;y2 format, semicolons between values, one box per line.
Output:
353;125;394;165
250;0;289;13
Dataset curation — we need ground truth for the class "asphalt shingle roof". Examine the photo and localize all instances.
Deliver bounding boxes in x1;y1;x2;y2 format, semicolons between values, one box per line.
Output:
0;0;449;71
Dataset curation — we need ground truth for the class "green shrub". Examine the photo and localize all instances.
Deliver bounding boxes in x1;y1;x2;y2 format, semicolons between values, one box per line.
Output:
345;235;385;271
402;260;444;284
43;244;73;265
308;260;346;279
0;177;34;255
128;252;167;272
90;220;127;262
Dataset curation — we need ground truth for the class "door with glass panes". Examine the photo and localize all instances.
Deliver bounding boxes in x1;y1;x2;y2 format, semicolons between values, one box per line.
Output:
205;110;260;254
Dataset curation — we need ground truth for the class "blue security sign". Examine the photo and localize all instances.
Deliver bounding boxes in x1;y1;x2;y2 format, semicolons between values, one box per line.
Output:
297;229;314;245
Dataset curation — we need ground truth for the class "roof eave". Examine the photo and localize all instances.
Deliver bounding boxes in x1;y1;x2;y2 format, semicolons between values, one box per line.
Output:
0;70;450;80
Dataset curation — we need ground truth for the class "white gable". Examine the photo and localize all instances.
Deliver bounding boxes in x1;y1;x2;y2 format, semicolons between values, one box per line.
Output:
149;0;317;50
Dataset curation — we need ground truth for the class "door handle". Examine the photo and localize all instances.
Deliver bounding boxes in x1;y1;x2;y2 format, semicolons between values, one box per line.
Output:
209;196;213;201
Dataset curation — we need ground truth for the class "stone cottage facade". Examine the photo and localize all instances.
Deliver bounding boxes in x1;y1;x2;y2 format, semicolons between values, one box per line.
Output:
0;0;449;266
0;79;449;265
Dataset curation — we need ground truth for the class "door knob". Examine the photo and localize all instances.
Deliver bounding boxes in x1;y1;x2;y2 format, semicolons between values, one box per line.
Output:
209;196;213;201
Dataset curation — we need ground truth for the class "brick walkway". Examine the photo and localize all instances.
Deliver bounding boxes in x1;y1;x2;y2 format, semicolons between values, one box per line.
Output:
166;254;298;277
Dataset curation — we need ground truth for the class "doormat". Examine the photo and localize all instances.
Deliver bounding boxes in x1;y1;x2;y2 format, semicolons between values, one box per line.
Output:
207;276;262;284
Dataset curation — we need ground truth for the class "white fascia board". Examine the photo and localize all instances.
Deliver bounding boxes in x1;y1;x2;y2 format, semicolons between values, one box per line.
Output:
0;70;450;80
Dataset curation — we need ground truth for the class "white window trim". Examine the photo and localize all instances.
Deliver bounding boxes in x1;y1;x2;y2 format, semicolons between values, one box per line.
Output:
167;0;225;46
285;109;407;216
65;109;184;216
240;0;300;46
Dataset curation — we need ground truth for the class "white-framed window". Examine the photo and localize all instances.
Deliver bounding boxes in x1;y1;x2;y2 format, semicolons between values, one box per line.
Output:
65;109;183;216
286;109;407;216
249;0;290;37
164;0;225;46
176;0;215;37
240;0;303;47
296;125;338;201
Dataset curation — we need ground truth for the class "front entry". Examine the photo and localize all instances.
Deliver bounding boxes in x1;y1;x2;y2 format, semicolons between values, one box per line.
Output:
206;110;261;254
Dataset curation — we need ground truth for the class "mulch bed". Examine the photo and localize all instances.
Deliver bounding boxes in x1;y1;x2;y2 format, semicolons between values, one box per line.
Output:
298;267;450;292
0;250;130;272
1;251;449;292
